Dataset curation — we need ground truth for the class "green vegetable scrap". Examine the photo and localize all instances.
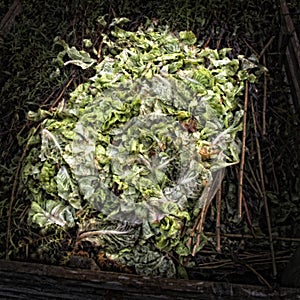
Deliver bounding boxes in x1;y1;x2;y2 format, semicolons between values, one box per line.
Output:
22;18;262;277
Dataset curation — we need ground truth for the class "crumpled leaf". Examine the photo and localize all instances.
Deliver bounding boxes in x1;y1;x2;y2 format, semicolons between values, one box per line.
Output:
56;166;82;209
55;38;96;69
29;200;75;228
179;31;197;45
112;243;177;278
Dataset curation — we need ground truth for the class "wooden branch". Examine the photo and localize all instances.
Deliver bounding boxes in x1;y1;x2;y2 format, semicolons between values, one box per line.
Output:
0;0;22;38
280;0;300;109
3;259;298;299
280;0;300;66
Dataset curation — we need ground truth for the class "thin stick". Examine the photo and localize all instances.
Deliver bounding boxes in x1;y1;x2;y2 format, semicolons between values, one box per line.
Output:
267;147;279;194
246;160;263;198
243;262;273;290
238;80;249;219
243;170;260;196
97;38;104;63
251;100;277;278
186;210;202;248
5;126;40;259
259;36;275;59
203;33;212;48
216;29;225;50
242;38;259;57
242;195;256;237
216;186;222;253
50;73;75;110
192;202;211;256
41;89;56;106
204;231;300;242
262;54;268;136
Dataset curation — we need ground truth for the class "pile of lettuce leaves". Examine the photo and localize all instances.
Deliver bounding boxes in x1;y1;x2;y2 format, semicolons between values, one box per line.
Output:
21;18;262;277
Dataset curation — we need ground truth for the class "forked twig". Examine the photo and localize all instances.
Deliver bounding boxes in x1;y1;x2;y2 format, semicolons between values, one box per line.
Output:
192;202;211;256
259;36;275;59
186;211;201;248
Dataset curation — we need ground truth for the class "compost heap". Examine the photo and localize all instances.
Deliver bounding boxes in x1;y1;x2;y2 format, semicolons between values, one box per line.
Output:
21;18;262;277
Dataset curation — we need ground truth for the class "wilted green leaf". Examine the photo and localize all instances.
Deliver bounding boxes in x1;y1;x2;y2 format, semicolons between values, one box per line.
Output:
22;18;262;277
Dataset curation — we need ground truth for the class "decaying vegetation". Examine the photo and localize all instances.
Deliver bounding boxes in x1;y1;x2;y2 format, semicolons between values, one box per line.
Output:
0;0;299;287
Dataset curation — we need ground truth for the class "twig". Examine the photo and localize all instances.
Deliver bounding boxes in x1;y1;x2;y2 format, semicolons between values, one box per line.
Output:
203;33;212;48
216;186;222;253
204;231;300;242
5;125;40;259
242;38;259;57
243;169;260;197
238;80;249;219
267;147;279;194
242;194;256;237
41;89;56;106
259;36;275;59
246;160;263;198
243;262;273;289
192;202;210;256
216;28;225;50
197;260;233;269
186;213;200;248
97;39;104;63
262;54;268;136
50;73;75;110
251;100;277;279
0;0;22;38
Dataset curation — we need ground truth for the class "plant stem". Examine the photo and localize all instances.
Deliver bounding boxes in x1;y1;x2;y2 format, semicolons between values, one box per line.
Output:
251;100;277;279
